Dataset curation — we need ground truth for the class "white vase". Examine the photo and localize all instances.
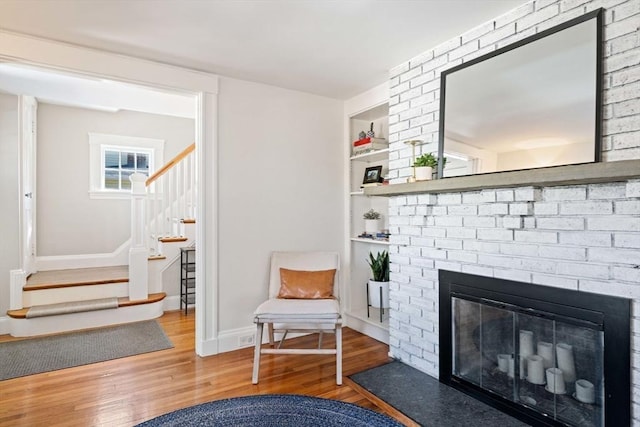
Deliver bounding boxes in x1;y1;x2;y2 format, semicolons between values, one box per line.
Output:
368;280;390;308
414;166;432;181
364;219;379;234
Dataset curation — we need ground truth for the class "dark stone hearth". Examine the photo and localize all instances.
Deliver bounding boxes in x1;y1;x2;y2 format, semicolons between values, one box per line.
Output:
350;361;529;427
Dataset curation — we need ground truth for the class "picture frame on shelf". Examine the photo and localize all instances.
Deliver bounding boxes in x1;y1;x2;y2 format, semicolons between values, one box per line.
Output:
363;165;383;184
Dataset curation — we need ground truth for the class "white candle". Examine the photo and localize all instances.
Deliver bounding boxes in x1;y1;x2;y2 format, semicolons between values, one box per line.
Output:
575;379;595;404
546;367;566;394
526;355;545;385
556;343;576;383
537;341;554;369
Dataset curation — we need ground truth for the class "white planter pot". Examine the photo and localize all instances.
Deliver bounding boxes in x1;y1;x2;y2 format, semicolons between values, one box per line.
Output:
368;280;390;308
364;219;379;234
415;166;433;181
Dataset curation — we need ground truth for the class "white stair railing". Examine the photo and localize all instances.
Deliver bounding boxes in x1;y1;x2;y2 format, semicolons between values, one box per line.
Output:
131;143;196;259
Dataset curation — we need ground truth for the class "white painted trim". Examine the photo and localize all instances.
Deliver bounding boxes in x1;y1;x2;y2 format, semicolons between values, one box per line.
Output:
344;313;390;345
88;132;165;198
195;91;219;356
36;239;131;270
162;295;182;311
0;30;218;355
217;326;257;353
0;30;219;94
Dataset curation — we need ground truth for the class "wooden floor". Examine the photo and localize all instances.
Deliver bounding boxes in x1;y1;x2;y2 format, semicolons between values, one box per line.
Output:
0;311;417;426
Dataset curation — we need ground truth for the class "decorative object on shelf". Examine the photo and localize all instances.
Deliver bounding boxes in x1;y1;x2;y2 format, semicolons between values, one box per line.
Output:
414;153;447;181
366;122;375;138
404;139;422;183
366;250;390;322
362;165;383;186
352;137;388;156
363;209;381;234
358;130;366;139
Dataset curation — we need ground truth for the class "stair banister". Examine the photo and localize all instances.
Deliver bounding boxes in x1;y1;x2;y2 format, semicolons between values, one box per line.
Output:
143;143;196;256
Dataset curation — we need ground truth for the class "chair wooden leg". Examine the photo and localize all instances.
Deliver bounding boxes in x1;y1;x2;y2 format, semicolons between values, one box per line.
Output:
268;323;275;346
336;324;343;385
277;330;289;349
252;322;264;384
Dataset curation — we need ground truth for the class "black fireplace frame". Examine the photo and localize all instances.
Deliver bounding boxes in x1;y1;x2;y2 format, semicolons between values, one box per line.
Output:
439;270;630;427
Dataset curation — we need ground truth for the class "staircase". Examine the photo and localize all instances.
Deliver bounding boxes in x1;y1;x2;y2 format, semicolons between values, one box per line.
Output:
7;144;196;337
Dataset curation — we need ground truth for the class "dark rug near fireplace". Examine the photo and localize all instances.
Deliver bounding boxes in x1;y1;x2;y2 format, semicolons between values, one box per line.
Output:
349;360;529;426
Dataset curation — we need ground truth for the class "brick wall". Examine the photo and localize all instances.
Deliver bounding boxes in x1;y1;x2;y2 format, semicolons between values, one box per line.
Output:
385;0;640;421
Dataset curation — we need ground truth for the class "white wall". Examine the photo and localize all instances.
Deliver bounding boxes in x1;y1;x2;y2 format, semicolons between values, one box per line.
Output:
37;103;194;256
217;77;343;331
0;92;20;316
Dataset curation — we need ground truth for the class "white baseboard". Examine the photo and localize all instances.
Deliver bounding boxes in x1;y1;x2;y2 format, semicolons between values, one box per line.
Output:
216;326;258;353
163;295;189;312
344;313;390;345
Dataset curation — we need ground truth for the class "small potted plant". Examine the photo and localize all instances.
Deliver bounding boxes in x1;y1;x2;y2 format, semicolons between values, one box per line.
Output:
414;153;447;181
367;250;390;309
363;209;381;234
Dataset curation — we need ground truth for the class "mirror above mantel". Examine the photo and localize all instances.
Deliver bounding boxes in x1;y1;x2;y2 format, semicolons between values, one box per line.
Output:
437;8;603;179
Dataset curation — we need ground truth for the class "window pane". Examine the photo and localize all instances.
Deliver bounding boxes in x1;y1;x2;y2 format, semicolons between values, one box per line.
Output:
121;171;134;189
137;153;149;175
105;151;120;168
104;169;120;189
121;152;136;170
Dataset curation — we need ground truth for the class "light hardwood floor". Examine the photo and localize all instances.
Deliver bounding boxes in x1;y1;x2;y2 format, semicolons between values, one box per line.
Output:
0;311;417;426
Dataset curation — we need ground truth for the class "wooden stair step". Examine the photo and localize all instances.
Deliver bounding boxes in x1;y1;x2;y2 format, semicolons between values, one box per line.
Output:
159;237;188;243
24;266;128;291
7;293;166;319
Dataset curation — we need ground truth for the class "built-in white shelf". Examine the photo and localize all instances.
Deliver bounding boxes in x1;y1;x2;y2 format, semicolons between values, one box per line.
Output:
350;190;365;196
350;148;389;163
351;237;391;245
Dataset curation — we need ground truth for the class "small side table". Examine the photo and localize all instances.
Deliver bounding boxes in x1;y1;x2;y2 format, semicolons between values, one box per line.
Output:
180;247;196;314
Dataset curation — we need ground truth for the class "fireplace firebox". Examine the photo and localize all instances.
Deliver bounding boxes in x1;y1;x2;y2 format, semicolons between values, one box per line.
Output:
439;270;630;426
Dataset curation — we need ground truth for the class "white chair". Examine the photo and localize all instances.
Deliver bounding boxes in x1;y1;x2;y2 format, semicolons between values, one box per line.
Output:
252;251;342;385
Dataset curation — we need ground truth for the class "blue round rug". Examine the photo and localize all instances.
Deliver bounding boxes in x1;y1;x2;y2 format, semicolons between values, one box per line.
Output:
137;394;404;426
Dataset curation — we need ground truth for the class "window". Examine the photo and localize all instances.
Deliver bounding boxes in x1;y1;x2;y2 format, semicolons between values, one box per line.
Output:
89;133;164;199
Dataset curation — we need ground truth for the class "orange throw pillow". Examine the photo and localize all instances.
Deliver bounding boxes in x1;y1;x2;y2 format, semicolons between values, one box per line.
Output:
278;268;336;299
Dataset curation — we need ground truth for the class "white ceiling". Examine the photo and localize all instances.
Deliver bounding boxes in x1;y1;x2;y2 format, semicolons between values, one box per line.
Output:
0;0;528;100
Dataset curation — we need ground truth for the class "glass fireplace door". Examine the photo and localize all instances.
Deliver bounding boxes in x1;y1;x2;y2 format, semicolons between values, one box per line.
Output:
452;296;604;426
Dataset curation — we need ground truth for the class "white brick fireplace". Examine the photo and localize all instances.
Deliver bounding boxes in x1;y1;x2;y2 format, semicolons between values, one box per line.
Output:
383;0;640;423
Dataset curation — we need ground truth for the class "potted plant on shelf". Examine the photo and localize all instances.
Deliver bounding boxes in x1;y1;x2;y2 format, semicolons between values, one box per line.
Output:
367;250;390;309
363;209;381;234
414;153;447;181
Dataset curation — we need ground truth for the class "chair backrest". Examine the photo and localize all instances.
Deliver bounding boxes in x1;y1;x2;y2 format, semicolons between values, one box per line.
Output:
268;251;340;299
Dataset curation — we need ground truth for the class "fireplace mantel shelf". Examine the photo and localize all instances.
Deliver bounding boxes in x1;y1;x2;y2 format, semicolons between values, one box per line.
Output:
365;159;640;196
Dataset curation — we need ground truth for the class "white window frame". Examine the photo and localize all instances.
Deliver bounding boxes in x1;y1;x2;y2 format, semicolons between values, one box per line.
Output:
89;133;164;199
